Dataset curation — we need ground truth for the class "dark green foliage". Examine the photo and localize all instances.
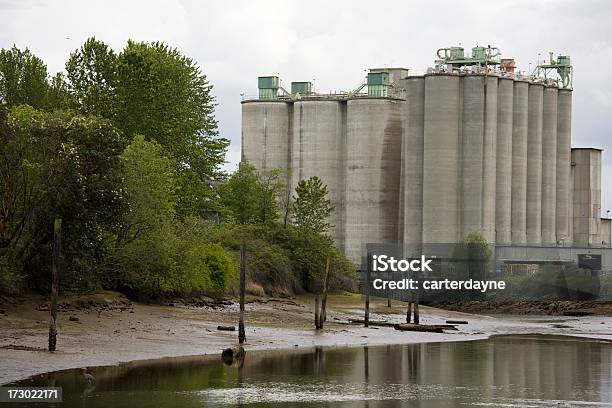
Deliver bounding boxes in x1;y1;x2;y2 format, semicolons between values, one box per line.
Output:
0;39;355;298
1;106;125;292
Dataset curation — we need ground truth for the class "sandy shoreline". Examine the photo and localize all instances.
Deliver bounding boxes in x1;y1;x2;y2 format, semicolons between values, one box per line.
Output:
1;292;611;385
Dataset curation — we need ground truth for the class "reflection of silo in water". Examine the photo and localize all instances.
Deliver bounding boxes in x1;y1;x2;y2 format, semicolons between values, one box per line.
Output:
511;81;529;244
241;101;290;171
527;83;544;245
345;98;402;263
496;78;514;245
557;89;573;245
422;75;460;244
400;77;425;245
291;100;345;247
541;86;558;245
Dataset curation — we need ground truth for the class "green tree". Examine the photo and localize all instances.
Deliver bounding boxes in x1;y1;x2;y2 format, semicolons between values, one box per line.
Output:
292;176;333;235
219;162;260;224
0;46;50;109
114;40;227;217
219;162;284;225
110;135;179;295
65;37;117;117
1;106;125;291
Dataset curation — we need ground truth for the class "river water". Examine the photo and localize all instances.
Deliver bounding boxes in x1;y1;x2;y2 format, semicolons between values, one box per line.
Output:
13;335;612;407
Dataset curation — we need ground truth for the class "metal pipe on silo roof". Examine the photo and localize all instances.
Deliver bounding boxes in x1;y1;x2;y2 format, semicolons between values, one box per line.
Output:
401;77;425;245
344;98;403;264
556;89;572;246
511;80;529;245
422;74;461;244
526;83;544;245
541;86;558;245
496;78;514;245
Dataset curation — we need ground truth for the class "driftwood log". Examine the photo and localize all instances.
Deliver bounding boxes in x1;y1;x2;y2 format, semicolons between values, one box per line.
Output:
217;325;236;331
394;323;458;333
221;345;246;366
348;319;395;327
446;320;469;325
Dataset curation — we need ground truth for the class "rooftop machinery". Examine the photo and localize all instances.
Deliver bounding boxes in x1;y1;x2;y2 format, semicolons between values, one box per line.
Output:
533;52;573;88
435;45;501;69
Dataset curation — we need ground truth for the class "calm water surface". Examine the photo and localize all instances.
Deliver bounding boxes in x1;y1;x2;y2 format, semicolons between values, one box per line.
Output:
13;335;612;407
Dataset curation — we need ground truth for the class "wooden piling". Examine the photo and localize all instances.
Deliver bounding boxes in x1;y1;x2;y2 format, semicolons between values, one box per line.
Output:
49;218;61;352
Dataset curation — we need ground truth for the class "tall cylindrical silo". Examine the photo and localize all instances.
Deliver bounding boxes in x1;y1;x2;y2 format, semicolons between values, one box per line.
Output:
345;98;403;264
526;83;544;245
556;89;573;246
241;101;291;171
401;77;425;244
460;75;485;240
541;86;558;245
511;80;529;245
482;76;498;244
423;74;461;244
496;77;514;245
291;100;345;247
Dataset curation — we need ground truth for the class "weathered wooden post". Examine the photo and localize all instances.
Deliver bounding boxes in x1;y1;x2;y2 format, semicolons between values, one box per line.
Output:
319;257;331;328
364;252;371;328
406;300;412;323
413;284;420;325
49;218;61;352
314;295;320;330
238;240;246;344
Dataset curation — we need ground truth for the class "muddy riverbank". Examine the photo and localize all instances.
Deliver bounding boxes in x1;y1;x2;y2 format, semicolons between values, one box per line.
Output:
1;291;611;384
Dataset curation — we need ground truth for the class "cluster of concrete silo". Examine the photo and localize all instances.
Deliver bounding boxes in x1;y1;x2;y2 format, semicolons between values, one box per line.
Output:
400;73;575;249
242;96;403;261
241;47;608;265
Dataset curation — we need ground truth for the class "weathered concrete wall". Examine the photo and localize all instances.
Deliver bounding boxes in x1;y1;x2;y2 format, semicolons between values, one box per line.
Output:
572;148;602;246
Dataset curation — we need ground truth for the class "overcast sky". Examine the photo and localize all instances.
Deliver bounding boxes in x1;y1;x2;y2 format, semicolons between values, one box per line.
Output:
2;0;612;212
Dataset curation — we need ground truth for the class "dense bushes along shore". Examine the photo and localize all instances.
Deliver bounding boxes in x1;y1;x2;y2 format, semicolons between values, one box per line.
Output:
0;39;355;299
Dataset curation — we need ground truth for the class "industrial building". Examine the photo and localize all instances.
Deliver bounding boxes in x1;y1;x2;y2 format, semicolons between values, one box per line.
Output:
241;45;612;268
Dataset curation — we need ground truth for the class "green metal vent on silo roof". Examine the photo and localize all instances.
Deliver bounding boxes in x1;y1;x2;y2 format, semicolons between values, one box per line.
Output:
258;76;279;100
291;81;312;95
367;72;390;97
367;72;390;86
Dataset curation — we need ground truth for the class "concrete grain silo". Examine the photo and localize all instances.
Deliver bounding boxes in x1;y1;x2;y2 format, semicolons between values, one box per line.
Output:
344;98;403;262
291;100;345;246
511;80;529;244
400;77;425;245
241;101;291;172
422;74;461;244
526;83;544;245
572;148;602;246
482;76;498;244
461;75;486;239
541;86;558;245
556;89;573;245
495;77;514;245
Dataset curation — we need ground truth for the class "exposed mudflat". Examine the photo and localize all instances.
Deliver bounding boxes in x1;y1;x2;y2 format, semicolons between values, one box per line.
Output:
1;291;611;385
